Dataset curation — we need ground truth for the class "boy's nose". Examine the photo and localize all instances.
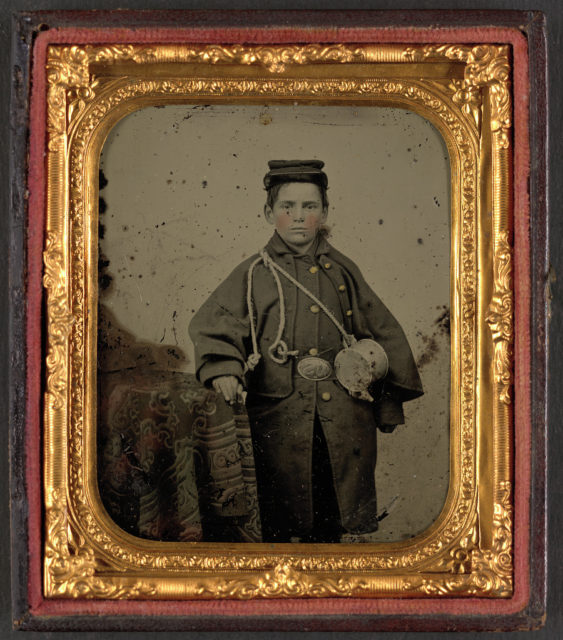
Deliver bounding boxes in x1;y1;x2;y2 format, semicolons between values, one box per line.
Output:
293;208;306;221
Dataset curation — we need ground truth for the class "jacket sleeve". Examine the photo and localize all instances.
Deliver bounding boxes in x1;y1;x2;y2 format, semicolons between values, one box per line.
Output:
188;262;251;387
341;256;424;424
375;396;404;426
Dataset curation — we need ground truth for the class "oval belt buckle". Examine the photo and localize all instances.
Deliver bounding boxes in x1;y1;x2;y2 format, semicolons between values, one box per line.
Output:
297;356;333;381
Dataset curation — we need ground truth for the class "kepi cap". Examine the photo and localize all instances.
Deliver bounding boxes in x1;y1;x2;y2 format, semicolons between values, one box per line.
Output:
264;159;328;190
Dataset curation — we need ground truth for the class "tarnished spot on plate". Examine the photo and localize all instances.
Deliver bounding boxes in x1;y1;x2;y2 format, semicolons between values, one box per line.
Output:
296;356;333;381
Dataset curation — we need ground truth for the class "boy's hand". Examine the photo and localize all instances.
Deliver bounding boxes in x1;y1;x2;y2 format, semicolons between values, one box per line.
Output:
379;424;397;433
212;376;245;405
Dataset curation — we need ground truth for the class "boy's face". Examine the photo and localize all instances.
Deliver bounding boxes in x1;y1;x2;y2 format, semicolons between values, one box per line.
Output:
264;182;328;249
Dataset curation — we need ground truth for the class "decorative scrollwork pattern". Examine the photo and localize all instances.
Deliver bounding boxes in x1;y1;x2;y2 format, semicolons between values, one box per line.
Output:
486;232;514;404
43;232;72;411
403;482;512;596
404;44;511;147
45;489;157;598
61;74;478;575
42;43;513;599
197;562;369;599
85;43;366;73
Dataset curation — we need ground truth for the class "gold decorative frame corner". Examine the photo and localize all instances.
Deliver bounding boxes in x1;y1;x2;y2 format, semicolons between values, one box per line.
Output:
43;43;513;600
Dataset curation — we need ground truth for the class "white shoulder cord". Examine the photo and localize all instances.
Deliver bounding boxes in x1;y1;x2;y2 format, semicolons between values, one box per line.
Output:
245;249;355;372
245;255;264;372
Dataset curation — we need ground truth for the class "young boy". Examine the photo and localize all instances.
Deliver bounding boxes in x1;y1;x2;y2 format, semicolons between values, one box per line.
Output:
189;160;423;543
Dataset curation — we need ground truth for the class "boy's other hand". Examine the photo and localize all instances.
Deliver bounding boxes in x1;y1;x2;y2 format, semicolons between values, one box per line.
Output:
379;424;397;433
212;376;245;405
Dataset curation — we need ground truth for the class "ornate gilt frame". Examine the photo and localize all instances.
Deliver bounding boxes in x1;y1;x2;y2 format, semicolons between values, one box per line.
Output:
42;43;513;600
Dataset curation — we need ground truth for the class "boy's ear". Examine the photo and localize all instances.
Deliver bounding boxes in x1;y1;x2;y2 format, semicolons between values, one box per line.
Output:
321;207;328;223
264;204;274;225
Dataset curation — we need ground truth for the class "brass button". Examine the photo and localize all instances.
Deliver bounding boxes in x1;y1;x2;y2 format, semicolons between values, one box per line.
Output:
309;266;319;274
310;304;320;314
321;392;332;402
308;347;319;356
338;284;346;292
324;262;332;269
346;309;353;317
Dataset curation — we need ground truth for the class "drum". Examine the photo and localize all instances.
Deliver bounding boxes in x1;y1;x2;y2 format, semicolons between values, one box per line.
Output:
334;339;389;402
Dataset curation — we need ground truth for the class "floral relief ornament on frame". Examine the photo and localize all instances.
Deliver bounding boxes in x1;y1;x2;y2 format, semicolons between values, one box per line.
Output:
43;40;512;599
11;10;547;633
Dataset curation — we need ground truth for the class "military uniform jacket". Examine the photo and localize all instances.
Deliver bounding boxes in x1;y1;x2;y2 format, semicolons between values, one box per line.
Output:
189;232;423;537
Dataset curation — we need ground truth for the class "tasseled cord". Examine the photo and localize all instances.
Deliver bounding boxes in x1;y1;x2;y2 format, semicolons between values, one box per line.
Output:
244;250;300;373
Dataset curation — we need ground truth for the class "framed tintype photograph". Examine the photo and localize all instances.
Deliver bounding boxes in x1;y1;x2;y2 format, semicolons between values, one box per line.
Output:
9;9;547;633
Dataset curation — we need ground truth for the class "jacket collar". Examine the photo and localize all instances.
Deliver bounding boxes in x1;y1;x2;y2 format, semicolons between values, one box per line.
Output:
265;232;331;258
